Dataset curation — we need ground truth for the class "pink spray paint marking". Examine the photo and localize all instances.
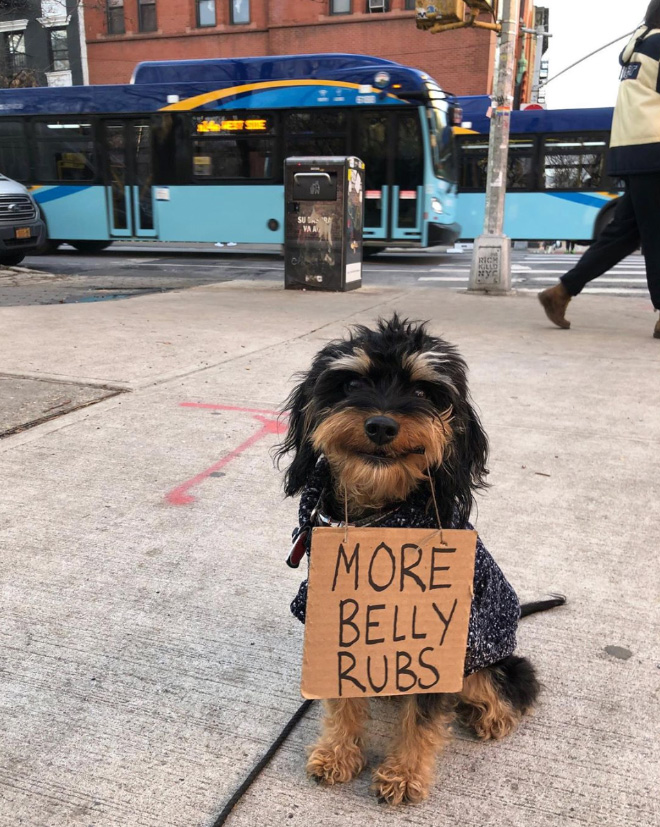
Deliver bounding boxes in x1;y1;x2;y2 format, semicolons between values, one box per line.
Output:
166;403;288;506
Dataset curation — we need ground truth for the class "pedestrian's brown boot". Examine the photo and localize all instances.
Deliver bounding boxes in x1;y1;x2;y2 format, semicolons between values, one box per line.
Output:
654;316;660;339
538;283;572;329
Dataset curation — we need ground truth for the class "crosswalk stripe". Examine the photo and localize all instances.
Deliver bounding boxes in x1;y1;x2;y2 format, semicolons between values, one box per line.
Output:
419;276;468;281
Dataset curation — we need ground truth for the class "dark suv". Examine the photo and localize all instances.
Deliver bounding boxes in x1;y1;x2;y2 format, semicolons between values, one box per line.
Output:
0;174;46;266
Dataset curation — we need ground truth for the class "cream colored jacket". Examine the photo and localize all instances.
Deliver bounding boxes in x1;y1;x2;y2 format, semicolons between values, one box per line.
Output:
609;25;660;175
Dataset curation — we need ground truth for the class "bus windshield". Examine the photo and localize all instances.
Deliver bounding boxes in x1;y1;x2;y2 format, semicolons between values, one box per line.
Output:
428;103;456;184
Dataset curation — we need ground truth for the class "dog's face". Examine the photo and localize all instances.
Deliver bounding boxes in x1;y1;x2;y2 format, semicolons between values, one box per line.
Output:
279;316;488;521
279;315;488;521
308;341;455;510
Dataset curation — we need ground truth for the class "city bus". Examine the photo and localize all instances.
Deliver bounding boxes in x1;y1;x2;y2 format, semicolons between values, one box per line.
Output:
0;53;460;253
454;97;619;243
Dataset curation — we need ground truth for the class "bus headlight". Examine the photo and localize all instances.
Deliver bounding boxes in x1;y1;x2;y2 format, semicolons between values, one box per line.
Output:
431;198;443;214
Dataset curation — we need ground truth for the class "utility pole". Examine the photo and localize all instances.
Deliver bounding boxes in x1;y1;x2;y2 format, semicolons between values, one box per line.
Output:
468;0;521;293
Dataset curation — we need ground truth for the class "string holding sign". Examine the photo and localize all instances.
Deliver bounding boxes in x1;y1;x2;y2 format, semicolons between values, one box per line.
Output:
301;527;477;700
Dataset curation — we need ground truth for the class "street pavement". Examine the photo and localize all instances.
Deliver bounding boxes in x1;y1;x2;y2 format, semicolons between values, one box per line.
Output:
0;267;658;827
3;243;650;306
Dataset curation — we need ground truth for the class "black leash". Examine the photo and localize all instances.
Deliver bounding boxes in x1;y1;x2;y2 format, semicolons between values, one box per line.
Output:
210;699;314;827
519;593;566;618
209;595;566;825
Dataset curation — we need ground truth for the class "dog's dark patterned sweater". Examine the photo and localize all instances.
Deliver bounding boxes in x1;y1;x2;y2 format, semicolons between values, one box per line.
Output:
290;459;521;676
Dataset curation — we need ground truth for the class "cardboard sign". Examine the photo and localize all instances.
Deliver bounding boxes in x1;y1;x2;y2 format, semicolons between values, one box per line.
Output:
301;527;477;699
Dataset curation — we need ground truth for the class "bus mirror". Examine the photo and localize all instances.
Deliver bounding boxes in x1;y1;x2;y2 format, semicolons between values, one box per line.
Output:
451;106;463;125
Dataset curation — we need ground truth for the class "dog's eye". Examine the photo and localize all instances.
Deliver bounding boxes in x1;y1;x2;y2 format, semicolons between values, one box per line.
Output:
344;378;365;394
413;388;426;398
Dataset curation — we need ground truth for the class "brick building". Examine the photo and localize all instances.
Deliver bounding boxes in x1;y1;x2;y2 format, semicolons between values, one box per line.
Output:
1;0;88;88
84;1;543;101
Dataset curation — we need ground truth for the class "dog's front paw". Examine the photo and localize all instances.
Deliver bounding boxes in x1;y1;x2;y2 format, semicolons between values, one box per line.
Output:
372;759;430;805
306;742;366;785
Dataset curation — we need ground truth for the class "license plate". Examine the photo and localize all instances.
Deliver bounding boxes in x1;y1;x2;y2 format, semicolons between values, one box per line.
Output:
15;227;31;239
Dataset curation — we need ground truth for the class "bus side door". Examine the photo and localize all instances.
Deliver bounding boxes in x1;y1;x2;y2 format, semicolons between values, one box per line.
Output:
355;109;424;244
101;118;157;239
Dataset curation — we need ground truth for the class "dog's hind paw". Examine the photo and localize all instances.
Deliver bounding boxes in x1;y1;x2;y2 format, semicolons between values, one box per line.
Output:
372;760;430;806
306;743;366;785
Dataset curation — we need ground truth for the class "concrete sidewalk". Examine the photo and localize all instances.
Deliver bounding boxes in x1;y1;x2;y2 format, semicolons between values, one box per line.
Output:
0;279;658;827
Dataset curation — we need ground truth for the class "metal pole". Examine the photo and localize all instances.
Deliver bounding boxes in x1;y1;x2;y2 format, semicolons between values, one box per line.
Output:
468;0;521;293
530;26;545;103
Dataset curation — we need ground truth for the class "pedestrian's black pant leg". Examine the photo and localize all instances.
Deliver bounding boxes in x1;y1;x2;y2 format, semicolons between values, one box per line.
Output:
627;172;660;310
560;189;640;296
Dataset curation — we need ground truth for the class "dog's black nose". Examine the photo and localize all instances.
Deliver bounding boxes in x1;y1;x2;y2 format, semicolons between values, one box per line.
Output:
364;415;399;445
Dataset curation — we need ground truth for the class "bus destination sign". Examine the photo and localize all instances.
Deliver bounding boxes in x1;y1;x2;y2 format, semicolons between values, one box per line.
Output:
195;116;270;134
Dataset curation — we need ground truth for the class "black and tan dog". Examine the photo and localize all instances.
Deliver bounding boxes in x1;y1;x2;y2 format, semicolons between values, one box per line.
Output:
278;315;563;805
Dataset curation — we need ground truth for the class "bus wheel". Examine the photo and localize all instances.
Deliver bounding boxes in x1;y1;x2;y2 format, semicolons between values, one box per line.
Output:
35;240;62;255
363;246;386;259
69;240;112;254
593;202;617;240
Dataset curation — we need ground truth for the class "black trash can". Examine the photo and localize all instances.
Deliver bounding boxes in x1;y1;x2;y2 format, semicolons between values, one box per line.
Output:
284;156;364;291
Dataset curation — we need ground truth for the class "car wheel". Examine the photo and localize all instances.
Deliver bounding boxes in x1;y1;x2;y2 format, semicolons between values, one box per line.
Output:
0;253;26;267
34;239;62;255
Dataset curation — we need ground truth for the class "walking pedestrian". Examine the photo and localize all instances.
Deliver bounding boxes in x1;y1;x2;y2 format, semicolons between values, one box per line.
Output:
539;0;660;339
566;240;576;253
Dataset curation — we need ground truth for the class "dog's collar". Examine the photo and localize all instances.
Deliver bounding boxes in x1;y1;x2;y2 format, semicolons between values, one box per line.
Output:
311;494;400;529
286;495;400;568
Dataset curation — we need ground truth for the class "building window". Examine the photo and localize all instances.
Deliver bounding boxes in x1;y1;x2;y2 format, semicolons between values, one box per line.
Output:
138;0;157;32
3;32;28;75
197;0;216;26
49;29;70;72
230;0;249;24
404;0;415;8
107;0;125;35
330;0;351;13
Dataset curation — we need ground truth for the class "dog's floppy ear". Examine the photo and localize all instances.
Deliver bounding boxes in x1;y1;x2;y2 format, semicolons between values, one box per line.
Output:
276;370;319;497
434;395;489;526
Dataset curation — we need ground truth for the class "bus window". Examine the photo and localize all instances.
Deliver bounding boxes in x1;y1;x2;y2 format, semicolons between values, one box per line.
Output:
285;111;347;134
152;113;177;185
542;134;608;190
192;138;274;179
284;135;347;156
33;120;96;182
458;137;488;190
0;121;29;182
192;112;275;180
284;110;347;158
459;135;535;190
507;138;535;190
428;104;456;183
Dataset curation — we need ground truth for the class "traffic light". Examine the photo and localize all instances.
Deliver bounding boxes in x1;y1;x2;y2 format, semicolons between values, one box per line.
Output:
415;0;499;32
416;0;465;28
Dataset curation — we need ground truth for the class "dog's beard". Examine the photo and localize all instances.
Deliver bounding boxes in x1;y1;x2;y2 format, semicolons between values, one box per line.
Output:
311;408;453;512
